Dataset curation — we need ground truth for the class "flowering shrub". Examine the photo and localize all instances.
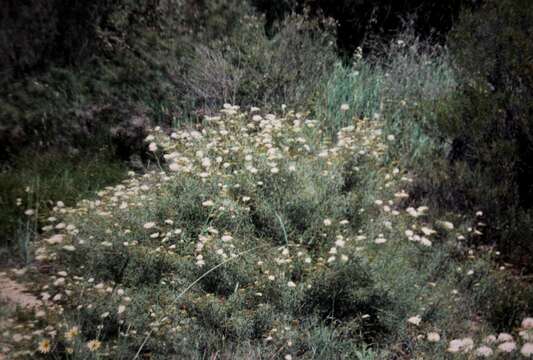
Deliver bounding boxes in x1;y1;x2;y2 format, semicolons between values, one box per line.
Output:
1;106;530;359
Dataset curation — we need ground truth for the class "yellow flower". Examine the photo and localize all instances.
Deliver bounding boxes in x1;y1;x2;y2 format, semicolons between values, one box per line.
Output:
427;332;441;342
38;339;52;353
407;315;422;326
87;339;102;352
65;326;79;341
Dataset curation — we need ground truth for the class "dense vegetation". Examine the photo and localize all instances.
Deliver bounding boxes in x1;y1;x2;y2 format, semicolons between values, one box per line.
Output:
1;0;532;358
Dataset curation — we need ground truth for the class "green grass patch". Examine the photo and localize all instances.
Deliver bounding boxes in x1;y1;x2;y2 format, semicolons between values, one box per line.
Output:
0;148;127;263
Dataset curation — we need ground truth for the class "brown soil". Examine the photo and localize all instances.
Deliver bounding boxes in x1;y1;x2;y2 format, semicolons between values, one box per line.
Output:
0;272;42;309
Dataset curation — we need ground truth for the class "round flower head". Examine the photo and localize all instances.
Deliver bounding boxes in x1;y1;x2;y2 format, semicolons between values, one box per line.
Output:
448;339;464;353
521;343;533;357
484;335;497;344
65;326;79;341
475;346;493;357
522;317;533;330
407;315;422;326
462;338;474;352
497;341;516;353
427;332;440;342
448;338;474;353
497;333;513;342
38;339;52;353
520;330;532;341
87;339;102;352
143;222;156;229
374;237;387;244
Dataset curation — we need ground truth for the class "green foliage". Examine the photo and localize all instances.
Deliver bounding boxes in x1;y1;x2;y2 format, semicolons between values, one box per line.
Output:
471;267;533;332
315;28;456;151
0;150;126;260
181;13;337;112
244;156;360;249
410;0;533;266
316;12;533;267
0;0;112;80
7;109;525;360
301;259;393;342
0;0;339;167
250;0;474;56
313;61;382;135
2;2;533;359
0;0;261;161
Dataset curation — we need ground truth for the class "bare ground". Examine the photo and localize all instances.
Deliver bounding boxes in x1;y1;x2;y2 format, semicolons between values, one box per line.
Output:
0;271;42;309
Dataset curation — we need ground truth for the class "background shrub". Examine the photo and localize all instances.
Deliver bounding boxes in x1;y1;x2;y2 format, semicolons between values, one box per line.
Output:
314;0;533;269
414;0;533;267
180;13;337;113
250;0;478;56
314;28;456;147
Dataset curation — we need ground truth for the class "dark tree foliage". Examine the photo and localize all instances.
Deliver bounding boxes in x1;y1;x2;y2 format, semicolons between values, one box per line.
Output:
0;0;116;82
250;0;481;55
448;0;533;206
0;0;480;82
0;0;178;84
248;0;296;36
0;0;174;162
0;0;265;162
421;0;533;267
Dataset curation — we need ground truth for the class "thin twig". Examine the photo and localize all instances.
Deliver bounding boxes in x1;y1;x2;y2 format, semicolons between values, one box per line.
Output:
275;212;289;246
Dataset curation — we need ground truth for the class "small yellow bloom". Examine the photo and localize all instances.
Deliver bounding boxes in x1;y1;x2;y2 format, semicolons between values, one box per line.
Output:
65;326;79;341
87;339;102;352
38;339;52;353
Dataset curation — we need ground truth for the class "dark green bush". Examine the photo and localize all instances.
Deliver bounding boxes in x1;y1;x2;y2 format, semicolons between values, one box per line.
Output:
0;0;112;81
415;0;533;267
0;0;242;82
250;0;475;56
0;0;259;161
301;259;393;342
